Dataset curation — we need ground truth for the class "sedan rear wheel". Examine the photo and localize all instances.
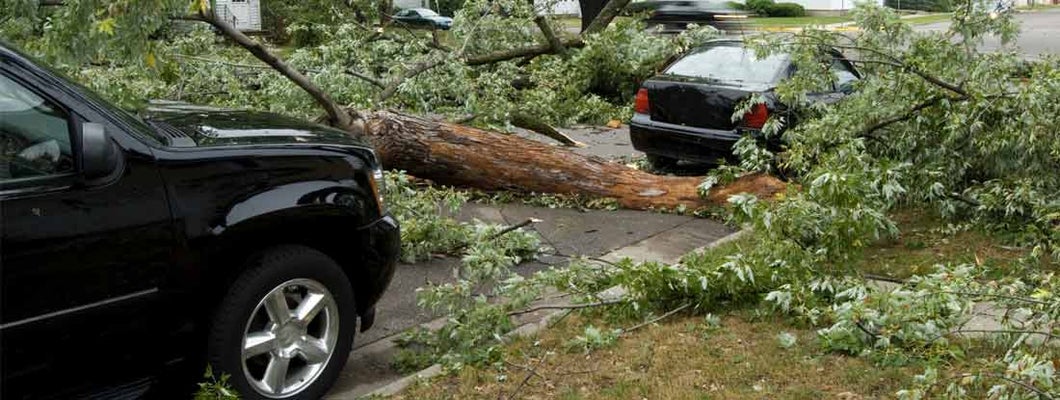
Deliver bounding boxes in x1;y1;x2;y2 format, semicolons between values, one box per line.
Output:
645;154;678;171
209;246;356;400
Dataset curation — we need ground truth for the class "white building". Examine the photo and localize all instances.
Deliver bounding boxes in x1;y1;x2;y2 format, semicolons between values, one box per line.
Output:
538;0;582;15
214;0;263;32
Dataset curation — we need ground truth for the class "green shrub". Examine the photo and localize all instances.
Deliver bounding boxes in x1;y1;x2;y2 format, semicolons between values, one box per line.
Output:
883;0;952;12
745;0;776;15
768;2;807;16
287;23;325;47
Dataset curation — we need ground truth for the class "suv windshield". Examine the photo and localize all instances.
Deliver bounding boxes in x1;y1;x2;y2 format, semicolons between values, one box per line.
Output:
2;44;163;145
664;44;787;85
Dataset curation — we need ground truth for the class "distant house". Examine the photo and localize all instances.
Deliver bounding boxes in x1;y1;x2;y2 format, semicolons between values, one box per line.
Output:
214;0;263;32
394;0;431;9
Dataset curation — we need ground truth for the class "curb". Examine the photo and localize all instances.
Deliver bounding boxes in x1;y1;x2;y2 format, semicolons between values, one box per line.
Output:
360;228;749;398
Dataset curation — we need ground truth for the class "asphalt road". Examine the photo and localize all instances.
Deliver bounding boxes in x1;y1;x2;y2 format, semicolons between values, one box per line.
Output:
914;8;1060;57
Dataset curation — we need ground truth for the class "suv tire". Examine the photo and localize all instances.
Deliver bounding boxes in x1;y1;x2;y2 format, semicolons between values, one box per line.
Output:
208;245;356;400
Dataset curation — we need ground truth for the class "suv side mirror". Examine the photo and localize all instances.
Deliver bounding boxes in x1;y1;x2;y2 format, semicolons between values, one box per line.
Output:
80;122;121;180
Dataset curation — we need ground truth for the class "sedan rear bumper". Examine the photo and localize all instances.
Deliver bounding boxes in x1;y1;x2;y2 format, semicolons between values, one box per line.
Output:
629;114;744;164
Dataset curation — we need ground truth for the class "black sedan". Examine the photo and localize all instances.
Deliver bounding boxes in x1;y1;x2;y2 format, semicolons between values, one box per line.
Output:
630;39;859;168
391;8;453;30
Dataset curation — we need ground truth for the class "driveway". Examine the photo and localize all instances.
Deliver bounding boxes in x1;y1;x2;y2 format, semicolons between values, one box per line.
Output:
914;8;1060;57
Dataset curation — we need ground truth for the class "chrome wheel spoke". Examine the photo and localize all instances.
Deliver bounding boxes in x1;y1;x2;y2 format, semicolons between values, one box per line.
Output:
244;331;276;359
298;337;330;364
241;278;340;398
263;355;291;394
264;290;290;324
293;292;326;324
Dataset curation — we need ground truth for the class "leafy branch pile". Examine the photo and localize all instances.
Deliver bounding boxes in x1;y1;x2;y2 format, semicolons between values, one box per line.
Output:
392;3;1060;398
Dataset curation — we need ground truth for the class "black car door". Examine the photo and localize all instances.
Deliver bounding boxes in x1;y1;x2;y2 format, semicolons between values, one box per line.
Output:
0;65;175;397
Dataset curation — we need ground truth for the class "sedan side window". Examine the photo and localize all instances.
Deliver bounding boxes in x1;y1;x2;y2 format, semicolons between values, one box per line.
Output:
0;73;75;182
831;58;859;93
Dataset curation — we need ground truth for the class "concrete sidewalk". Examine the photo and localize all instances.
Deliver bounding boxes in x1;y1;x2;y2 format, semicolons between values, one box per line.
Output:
325;202;733;398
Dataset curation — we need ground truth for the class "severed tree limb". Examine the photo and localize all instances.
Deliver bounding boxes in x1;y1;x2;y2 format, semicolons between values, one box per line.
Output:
466;39;585;66
533;16;566;55
172;54;284;71
582;0;633;35
622;303;690;334
511;112;582;147
507;299;625;316
465;0;630;66
378;54;448;101
345;68;386;89
430;30;451;52
860;95;945;139
183;12;360;132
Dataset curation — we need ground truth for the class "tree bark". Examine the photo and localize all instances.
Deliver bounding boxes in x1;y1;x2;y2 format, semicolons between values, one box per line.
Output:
362;111;786;210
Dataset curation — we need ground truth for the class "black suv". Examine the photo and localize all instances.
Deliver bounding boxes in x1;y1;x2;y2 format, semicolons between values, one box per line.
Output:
0;44;400;399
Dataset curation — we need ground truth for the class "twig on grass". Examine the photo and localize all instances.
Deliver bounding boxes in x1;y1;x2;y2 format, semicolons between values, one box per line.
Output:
622;303;691;334
507;299;625;317
500;309;575;400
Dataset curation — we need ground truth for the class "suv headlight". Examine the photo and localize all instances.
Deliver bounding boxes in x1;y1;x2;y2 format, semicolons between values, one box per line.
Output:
367;167;386;216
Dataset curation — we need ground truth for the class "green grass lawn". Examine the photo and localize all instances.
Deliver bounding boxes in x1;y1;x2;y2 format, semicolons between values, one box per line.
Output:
396;312;926;399
902;13;953;25
856;209;1053;281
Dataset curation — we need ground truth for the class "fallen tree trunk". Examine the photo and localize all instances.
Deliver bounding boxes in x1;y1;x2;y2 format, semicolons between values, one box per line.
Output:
185;7;785;210
362;111;786;210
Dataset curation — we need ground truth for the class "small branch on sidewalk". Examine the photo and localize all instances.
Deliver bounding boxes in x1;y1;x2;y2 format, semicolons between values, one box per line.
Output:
446;218;542;255
622;303;690;334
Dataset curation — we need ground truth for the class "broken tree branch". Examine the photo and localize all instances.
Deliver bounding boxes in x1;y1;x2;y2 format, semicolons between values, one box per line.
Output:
582;0;633;35
172;54;282;71
345;68;386;89
379;54;447;101
466;0;631;66
622;303;690;334
511;112;582;147
465;39;585;66
860;95;945;138
507;299;625;316
533;16;566;55
184;12;359;131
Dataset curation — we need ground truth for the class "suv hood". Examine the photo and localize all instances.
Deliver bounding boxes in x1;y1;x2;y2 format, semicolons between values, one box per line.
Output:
144;102;372;150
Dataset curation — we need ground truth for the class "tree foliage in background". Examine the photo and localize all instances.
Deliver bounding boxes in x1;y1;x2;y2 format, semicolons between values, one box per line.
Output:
2;0;718;131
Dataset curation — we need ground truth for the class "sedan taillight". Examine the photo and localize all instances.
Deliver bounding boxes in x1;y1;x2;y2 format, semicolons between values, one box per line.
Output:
634;88;650;114
742;103;769;129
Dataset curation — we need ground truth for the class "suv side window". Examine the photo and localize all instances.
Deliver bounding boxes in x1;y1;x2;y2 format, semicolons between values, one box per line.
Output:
0;73;74;182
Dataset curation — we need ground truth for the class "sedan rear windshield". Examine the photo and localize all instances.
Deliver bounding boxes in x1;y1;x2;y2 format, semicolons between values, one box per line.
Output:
664;45;787;85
